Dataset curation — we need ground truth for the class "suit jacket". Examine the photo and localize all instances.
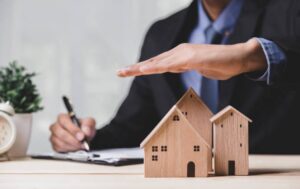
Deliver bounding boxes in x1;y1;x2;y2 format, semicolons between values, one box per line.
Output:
90;0;300;154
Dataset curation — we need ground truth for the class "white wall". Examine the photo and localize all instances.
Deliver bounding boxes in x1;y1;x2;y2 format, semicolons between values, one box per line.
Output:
0;0;191;153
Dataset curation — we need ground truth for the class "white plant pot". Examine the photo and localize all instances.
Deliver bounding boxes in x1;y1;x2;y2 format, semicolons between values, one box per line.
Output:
8;113;33;158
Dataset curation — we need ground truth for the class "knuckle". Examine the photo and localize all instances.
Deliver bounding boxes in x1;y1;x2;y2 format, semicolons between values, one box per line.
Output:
58;113;67;123
179;43;193;53
66;135;77;144
178;43;188;49
55;128;65;138
90;119;96;127
68;124;80;133
50;123;60;134
58;113;66;119
185;47;196;60
83;117;96;125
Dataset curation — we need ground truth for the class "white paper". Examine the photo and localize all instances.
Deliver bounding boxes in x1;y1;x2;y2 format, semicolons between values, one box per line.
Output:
31;147;144;163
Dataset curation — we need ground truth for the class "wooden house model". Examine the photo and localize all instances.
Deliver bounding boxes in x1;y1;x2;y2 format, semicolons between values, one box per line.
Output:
140;106;211;177
140;88;252;178
210;106;252;176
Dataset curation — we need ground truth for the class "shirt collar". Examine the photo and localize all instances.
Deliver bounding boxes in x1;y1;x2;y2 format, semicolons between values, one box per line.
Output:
198;0;244;35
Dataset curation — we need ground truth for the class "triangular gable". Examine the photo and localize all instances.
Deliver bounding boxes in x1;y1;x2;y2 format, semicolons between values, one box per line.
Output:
140;106;177;148
140;105;211;149
175;87;213;146
210;105;252;123
176;87;212;116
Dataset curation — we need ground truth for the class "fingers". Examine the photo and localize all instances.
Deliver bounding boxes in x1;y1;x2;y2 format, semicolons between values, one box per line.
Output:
137;43;195;74
57;113;84;141
50;135;81;152
139;55;182;74
50;122;83;151
49;114;97;152
117;53;188;77
117;43;198;77
117;63;144;77
117;49;175;77
80;118;96;141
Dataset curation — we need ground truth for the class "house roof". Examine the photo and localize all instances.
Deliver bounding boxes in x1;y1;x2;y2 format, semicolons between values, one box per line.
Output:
140;105;211;149
210;105;252;123
176;87;212;115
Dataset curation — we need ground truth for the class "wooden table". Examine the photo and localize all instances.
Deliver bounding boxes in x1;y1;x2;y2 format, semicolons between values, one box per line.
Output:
0;155;300;189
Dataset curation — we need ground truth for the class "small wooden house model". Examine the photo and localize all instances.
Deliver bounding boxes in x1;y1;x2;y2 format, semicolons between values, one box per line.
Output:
140;106;211;177
210;106;252;176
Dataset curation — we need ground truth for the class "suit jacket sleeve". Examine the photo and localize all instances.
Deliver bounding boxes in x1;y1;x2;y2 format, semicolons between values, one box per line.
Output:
261;0;300;89
90;24;160;150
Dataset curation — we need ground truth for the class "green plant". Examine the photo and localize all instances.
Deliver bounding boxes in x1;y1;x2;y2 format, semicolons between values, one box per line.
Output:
0;61;43;113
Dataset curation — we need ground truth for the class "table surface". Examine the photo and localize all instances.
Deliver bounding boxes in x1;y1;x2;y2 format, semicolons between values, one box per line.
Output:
0;155;300;189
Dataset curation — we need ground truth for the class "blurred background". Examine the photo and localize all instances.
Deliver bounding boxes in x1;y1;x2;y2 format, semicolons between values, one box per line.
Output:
0;0;191;153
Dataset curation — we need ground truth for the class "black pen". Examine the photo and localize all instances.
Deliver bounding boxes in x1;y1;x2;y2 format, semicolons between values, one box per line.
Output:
62;96;90;151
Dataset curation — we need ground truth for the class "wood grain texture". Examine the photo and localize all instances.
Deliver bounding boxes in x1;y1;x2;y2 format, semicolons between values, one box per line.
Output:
176;88;213;172
143;107;211;177
211;106;249;176
176;88;213;147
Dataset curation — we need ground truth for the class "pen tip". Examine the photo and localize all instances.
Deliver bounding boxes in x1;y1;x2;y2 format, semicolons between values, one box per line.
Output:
83;142;90;151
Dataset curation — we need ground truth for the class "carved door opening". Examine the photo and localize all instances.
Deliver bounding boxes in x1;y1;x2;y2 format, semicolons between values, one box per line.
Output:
228;160;235;175
187;161;195;177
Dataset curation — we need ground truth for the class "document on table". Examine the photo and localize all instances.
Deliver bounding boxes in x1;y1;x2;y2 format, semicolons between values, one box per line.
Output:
31;147;144;166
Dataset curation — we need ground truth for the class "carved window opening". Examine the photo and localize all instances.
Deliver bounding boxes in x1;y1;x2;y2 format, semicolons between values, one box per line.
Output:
182;111;188;116
152;155;158;161
173;115;180;121
161;146;167;152
193;145;200;152
152;146;158;152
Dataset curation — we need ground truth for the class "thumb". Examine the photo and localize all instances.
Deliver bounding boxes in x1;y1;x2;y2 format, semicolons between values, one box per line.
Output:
80;118;96;141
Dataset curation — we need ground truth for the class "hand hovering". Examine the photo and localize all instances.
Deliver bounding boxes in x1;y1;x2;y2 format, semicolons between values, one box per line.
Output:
117;38;267;80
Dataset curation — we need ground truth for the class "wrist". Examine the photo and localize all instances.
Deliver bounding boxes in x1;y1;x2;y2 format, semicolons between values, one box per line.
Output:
242;38;268;74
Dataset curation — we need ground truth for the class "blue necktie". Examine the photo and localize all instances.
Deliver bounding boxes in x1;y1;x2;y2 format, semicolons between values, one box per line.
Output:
200;26;223;113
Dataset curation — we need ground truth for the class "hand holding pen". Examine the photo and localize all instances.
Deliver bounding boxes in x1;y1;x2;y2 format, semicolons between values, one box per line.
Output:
62;96;91;151
48;96;97;153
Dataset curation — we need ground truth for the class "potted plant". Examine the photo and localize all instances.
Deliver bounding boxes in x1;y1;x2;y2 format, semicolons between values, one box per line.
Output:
0;61;43;157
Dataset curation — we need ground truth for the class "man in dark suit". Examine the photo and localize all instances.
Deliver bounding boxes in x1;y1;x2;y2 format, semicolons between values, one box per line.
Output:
50;0;300;154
